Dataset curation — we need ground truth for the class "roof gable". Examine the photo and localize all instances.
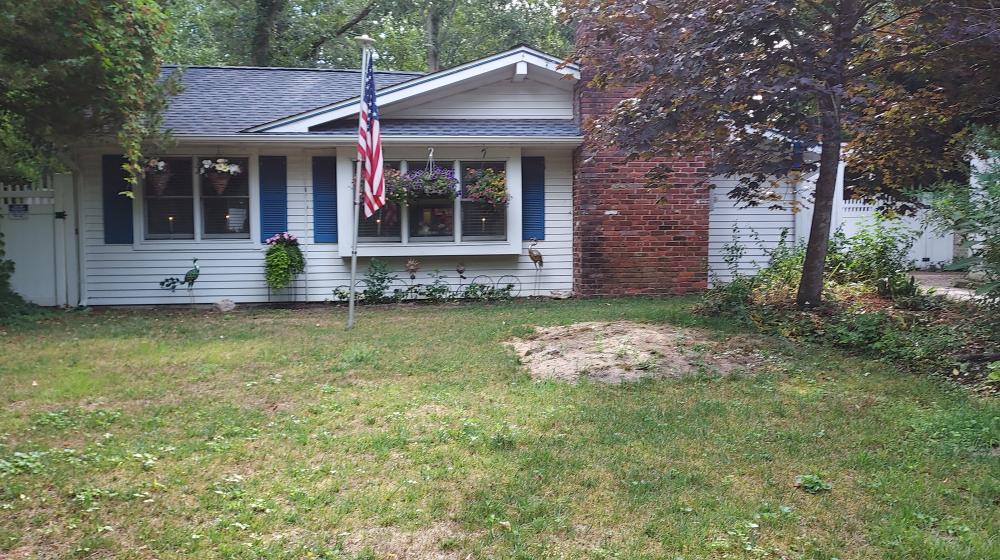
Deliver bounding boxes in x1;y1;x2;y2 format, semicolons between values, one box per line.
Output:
244;46;580;134
161;66;422;135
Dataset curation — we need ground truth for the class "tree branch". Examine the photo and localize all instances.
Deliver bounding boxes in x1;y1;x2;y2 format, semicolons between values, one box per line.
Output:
306;0;378;60
802;0;836;24
334;0;378;37
847;28;1000;78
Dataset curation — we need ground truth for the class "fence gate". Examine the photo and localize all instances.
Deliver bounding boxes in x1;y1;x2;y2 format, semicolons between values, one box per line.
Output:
0;181;74;306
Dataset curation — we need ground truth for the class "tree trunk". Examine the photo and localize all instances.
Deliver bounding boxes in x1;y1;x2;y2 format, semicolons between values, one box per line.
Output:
424;6;441;72
251;0;285;66
796;98;843;308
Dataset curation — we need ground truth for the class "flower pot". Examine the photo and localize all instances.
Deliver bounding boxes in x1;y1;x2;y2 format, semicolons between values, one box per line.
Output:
147;173;171;196
205;172;231;195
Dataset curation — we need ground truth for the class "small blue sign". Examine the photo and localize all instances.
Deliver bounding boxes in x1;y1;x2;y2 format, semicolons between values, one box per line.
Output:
7;203;28;219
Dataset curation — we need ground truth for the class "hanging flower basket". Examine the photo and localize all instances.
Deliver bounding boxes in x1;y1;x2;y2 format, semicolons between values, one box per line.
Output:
204;172;231;195
463;167;509;208
200;158;242;195
386;166;458;205
144;158;171;196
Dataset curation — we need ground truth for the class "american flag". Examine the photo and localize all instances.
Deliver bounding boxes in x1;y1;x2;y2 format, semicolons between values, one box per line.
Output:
357;54;385;217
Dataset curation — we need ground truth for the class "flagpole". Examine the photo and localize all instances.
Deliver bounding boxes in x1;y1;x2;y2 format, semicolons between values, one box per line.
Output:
347;35;374;330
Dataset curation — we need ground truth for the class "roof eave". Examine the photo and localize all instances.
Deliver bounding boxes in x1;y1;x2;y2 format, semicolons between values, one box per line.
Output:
170;133;584;146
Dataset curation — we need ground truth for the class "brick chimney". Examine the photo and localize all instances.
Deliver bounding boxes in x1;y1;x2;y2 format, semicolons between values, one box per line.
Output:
572;26;710;296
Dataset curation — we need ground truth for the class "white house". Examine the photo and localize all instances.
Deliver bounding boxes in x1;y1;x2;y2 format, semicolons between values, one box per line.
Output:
0;45;955;306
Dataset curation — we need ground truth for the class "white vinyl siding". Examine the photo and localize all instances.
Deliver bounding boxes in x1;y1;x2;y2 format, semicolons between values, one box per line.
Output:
77;146;573;305
707;178;799;284
383;79;573;120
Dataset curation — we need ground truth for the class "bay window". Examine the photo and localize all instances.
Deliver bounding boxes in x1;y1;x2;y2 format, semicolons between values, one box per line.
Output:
354;158;507;245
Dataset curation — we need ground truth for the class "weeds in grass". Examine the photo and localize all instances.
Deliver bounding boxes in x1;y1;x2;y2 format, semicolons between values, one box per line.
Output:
794;473;833;494
0;301;997;559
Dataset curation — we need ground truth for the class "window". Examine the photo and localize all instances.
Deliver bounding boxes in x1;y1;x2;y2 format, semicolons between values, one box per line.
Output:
143;156;250;241
200;157;249;238
355;158;507;245
144;157;195;239
357;161;402;241
409;198;455;241
461;161;506;240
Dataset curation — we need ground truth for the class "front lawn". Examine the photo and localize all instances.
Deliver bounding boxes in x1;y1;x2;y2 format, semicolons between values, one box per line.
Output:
1;299;997;559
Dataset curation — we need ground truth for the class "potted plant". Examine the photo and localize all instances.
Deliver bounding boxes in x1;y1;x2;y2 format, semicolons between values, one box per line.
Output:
463;167;508;208
264;232;305;291
387;166;459;205
200;158;242;195
144;158;171;196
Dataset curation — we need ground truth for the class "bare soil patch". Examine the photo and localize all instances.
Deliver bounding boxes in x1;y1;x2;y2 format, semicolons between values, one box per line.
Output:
343;521;475;559
508;321;766;384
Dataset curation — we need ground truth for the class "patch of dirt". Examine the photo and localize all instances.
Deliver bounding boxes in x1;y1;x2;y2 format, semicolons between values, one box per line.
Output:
343;521;474;559
507;321;767;384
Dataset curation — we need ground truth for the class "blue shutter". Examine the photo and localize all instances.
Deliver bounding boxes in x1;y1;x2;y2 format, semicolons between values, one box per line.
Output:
312;156;338;243
521;156;545;240
259;156;288;242
101;155;133;244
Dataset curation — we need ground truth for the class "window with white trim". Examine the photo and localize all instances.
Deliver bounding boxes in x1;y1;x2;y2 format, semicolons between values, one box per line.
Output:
143;156;250;240
356;159;507;244
357;161;402;242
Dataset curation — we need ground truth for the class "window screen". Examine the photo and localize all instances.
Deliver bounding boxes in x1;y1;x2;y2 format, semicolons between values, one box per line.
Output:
201;157;250;238
144;157;194;239
461;161;507;240
358;161;402;241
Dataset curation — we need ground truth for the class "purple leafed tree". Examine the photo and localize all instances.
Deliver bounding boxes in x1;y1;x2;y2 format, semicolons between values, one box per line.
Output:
568;0;1000;307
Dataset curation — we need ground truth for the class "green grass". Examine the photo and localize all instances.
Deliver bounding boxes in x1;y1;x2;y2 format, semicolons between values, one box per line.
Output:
1;298;997;559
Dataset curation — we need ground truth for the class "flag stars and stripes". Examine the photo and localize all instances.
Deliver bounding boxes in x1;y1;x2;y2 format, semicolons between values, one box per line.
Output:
357;55;385;218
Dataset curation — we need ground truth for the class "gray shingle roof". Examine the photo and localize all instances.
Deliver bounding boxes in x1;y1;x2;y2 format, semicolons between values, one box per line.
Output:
162;66;422;134
304;118;581;137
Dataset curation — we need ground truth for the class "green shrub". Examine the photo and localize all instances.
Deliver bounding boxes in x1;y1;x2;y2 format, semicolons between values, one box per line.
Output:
700;221;985;377
700;276;755;320
362;258;396;303
926;127;1000;304
420;271;452;303
825;311;891;348
836;217;916;286
0;231;40;321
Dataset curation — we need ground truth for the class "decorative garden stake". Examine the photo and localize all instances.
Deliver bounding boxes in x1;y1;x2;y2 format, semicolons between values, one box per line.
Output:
159;258;200;304
528;238;543;269
528;238;543;297
455;263;466;279
405;259;420;280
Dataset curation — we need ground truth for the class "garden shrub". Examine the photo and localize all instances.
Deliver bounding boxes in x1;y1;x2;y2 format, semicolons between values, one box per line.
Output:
362;258;396;303
835;216;915;287
926;127;1000;304
0;231;40;321
700;221;995;385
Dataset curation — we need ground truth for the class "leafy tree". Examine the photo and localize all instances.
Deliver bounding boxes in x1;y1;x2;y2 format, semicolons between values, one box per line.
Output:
163;0;571;71
0;0;175;186
568;0;1000;307
927;127;1000;302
